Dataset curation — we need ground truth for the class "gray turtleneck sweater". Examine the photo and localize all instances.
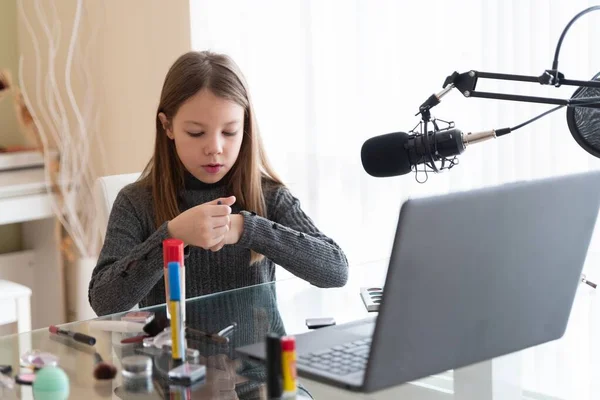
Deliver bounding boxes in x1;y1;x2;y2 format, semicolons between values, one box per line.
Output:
88;176;349;316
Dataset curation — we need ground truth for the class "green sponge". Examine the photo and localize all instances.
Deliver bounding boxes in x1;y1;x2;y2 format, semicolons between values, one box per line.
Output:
32;366;69;400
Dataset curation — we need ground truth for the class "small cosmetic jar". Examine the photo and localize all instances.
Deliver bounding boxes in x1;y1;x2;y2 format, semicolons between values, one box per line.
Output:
121;355;152;379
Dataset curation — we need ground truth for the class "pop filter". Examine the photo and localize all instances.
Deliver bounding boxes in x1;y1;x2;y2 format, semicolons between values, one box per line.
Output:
566;72;600;158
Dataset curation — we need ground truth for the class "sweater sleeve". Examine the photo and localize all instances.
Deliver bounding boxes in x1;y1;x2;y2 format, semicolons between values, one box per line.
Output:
236;185;349;288
88;188;169;316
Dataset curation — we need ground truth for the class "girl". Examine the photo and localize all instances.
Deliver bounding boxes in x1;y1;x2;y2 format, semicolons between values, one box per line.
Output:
89;51;349;316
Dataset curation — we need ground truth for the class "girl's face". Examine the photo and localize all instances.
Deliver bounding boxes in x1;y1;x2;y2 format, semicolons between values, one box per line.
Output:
160;88;245;184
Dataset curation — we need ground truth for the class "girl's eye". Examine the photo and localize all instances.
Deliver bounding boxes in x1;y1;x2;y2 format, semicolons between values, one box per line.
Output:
186;131;237;137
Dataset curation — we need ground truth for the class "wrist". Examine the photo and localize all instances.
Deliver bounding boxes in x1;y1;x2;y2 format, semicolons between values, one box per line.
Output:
231;214;245;244
167;218;182;240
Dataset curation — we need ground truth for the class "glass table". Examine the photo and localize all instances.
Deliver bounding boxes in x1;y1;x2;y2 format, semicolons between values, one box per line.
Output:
0;259;598;399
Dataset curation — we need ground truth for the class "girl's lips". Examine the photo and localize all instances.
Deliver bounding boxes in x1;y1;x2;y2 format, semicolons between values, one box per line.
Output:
202;165;223;174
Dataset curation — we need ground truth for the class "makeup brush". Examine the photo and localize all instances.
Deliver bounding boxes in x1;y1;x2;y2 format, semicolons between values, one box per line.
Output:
144;314;169;336
186;327;228;344
120;314;170;344
49;325;96;346
93;352;117;380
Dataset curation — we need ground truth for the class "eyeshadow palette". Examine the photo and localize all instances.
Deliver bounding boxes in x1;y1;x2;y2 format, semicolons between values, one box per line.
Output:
360;287;383;312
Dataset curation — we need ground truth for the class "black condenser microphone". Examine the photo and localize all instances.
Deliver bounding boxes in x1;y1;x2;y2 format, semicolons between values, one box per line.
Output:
360;131;413;178
361;127;509;178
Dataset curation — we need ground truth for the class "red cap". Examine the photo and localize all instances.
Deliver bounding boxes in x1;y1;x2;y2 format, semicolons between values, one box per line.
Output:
281;336;295;351
163;239;184;268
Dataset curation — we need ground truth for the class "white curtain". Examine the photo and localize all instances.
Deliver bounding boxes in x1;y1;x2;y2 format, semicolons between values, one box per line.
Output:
190;0;600;398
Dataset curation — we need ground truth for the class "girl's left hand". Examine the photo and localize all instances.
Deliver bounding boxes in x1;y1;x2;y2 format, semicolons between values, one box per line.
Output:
209;214;244;252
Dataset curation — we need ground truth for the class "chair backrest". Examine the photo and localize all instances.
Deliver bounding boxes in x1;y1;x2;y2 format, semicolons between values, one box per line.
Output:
0;280;32;334
95;173;141;242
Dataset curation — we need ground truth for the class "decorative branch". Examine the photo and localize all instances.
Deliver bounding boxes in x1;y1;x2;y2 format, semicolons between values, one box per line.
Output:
15;0;106;259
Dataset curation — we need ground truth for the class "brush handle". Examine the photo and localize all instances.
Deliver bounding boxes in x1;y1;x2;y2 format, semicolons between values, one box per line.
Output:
186;327;228;344
120;334;148;344
73;332;96;346
89;320;145;333
51;325;97;346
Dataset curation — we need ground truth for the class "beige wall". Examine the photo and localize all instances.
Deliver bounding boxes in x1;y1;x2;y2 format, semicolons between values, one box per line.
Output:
0;0;22;147
98;1;192;175
0;0;23;254
2;0;191;254
16;0;192;177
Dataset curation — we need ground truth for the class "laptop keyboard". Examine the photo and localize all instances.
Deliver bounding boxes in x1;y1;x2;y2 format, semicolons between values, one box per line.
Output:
297;338;371;376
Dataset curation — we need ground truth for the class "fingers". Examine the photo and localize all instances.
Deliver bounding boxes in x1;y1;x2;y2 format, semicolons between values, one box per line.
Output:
209;236;226;252
208;196;236;206
200;224;228;246
212;224;229;237
208;222;229;251
208;225;228;251
211;215;230;228
206;205;233;217
195;196;236;250
202;196;236;217
204;235;225;249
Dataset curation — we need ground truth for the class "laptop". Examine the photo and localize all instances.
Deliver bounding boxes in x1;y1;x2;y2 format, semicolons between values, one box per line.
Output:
236;170;600;393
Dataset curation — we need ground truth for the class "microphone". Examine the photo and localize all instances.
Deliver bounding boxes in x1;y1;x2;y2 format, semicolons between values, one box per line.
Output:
360;6;600;180
361;127;509;178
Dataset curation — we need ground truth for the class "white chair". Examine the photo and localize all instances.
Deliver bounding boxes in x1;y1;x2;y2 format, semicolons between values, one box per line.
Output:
67;173;140;323
95;172;141;241
0;280;32;334
93;173;142;313
0;280;33;400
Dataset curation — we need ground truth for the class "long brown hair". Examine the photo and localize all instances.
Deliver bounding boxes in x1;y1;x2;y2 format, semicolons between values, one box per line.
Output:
139;51;283;263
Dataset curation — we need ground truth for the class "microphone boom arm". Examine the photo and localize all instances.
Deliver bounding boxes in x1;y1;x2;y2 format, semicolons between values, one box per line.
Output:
441;70;600;108
417;6;600;119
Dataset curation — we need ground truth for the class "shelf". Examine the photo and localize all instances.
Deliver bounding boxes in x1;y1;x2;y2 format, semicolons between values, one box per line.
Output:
0;168;48;199
0;150;45;172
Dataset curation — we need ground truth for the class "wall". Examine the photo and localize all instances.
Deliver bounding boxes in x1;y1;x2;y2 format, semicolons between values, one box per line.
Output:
16;0;192;178
0;0;23;255
98;0;192;175
0;0;22;147
2;0;191;255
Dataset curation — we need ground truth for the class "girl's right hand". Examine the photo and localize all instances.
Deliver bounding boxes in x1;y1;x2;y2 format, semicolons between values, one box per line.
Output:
167;196;236;249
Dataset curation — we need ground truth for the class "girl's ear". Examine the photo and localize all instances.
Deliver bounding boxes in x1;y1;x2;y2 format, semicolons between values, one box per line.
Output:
158;112;174;140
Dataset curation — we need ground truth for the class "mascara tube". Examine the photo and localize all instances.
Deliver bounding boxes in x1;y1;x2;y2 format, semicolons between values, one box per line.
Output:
266;333;283;399
168;262;185;363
